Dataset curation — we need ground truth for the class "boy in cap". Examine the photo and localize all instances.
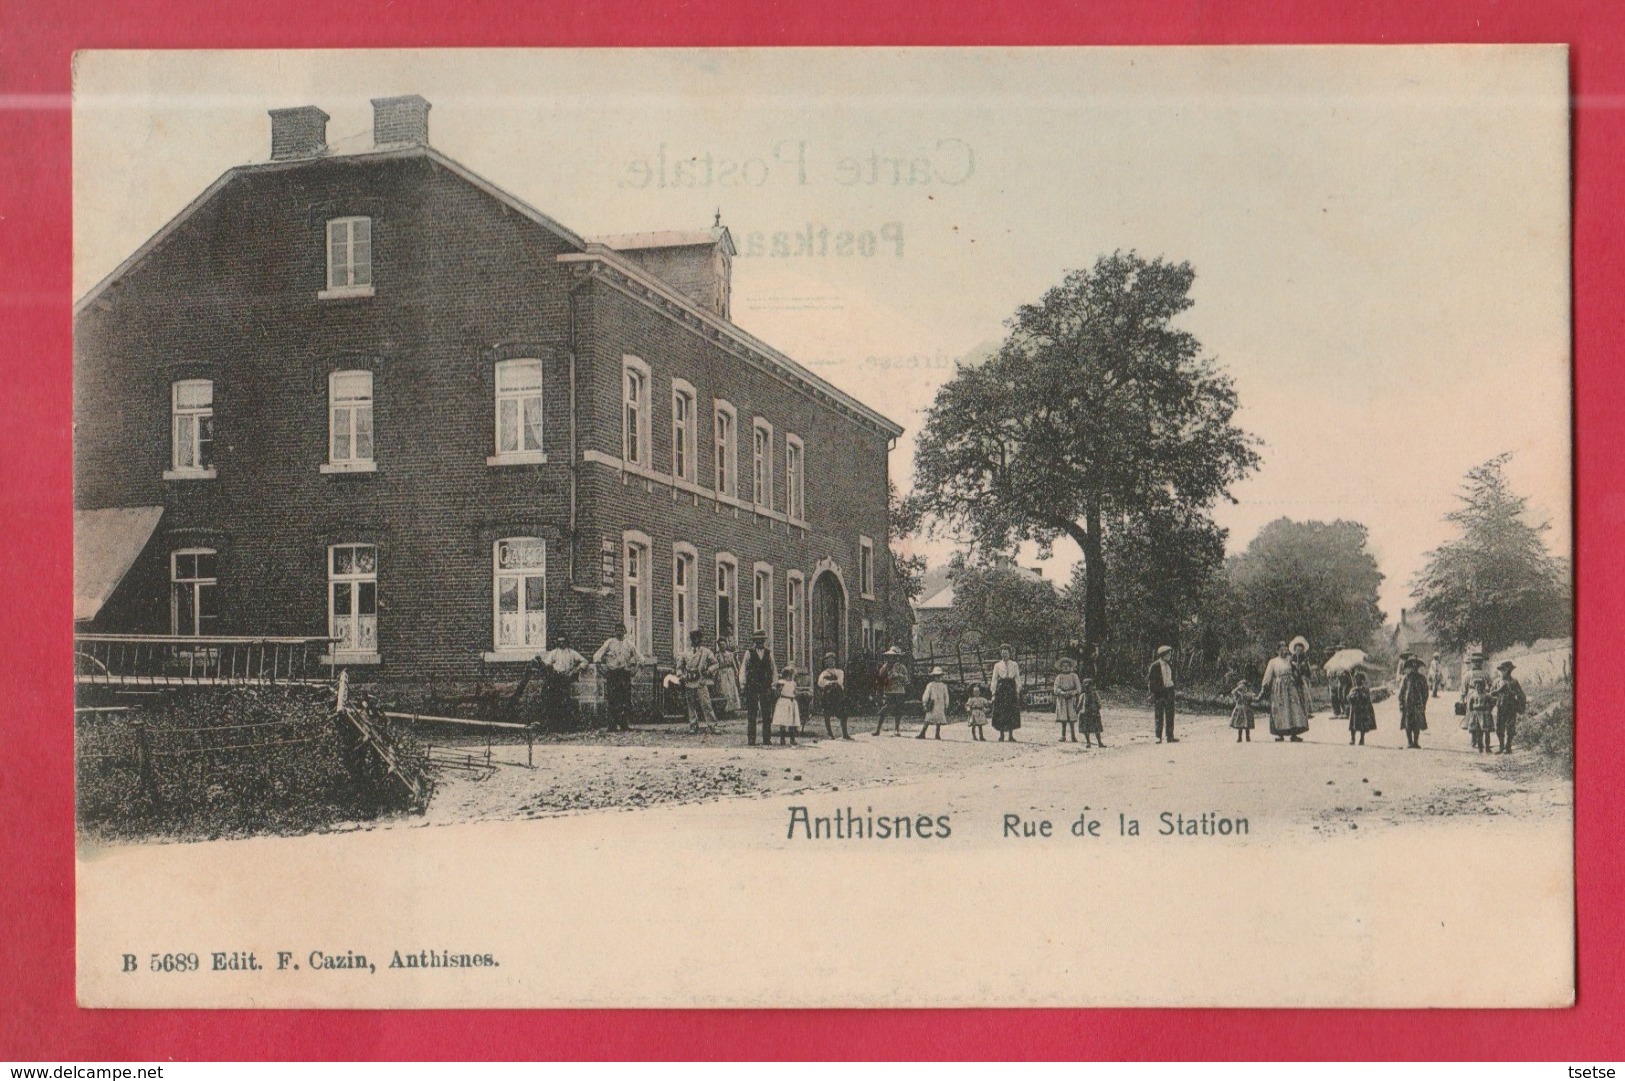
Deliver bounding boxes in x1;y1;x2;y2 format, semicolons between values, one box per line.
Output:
874;646;911;736
1492;660;1527;754
816;651;852;740
1147;645;1177;743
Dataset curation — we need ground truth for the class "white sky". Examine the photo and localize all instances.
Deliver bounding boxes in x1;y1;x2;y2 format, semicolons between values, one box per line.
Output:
73;47;1571;620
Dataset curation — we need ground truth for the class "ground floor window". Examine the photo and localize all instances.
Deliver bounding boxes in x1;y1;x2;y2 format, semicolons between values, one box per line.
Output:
170;548;218;636
673;544;697;657
328;544;378;657
716;555;737;645
753;564;774;651
624;531;653;657
786;571;806;673
494;537;547;651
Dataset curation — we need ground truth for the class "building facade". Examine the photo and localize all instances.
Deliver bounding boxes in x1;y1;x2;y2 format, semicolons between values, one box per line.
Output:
74;96;903;699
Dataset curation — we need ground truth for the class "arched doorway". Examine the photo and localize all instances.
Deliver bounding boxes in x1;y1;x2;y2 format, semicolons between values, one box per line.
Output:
811;569;846;666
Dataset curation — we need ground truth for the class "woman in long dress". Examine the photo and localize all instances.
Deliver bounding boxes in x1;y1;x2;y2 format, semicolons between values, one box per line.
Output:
715;637;743;716
990;645;1023;742
1259;639;1311;741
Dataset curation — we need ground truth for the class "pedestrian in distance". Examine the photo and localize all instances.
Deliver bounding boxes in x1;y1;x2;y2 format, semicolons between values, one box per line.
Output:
1147;644;1178;743
990;644;1023;742
741;631;777;747
1398;655;1430;749
772;665;802;746
1465;676;1495;753
676;629;721;735
1231;678;1256;743
815;652;852;740
591;623;647;732
874;646;912;736
1079;676;1104;748
1052;656;1082;743
965;684;991;742
917;666;951;740
1493;660;1528;754
1346;671;1377;745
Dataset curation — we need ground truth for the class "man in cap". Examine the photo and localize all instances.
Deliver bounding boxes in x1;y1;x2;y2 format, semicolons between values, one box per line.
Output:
1147;645;1178;743
676;629;721;734
1492;660;1528;754
873;645;912;736
740;629;777;747
592;622;648;731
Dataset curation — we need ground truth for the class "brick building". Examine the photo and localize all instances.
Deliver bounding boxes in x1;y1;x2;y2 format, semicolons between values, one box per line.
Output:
73;95;903;705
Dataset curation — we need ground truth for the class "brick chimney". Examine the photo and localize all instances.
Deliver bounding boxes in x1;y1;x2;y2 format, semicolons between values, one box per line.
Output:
372;94;431;147
268;106;329;160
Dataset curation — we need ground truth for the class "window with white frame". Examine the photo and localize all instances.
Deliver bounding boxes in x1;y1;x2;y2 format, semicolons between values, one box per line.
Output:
493;358;544;462
786;571;806;673
672;543;697;657
170;548;218;637
324;217;373;295
624;531;653;657
328;544;378;658
714;401;737;498
752;563;774;650
859;536;875;599
785;434;805;521
671;380;696;483
861;618;873;654
622;356;651;467
752;419;773;508
328;370;374;468
715;554;738;645
493;537;547;653
170;379;215;475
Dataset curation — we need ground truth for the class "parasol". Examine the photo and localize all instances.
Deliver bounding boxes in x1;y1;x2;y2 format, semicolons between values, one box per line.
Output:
1323;647;1372;674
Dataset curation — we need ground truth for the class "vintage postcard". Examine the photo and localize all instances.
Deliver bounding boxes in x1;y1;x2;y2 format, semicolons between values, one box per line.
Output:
72;46;1572;1008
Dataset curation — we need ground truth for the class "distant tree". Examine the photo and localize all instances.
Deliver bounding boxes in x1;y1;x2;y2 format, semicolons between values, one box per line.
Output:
887;481;927;643
911;252;1260;654
1069;506;1228;681
939;553;1073;654
1226;518;1386;660
1411;454;1569;654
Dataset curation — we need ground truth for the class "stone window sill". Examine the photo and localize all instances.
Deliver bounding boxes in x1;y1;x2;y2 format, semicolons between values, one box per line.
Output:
488;451;548;466
320;653;381;666
320;461;377;474
162;467;217;481
317;285;375;300
483;650;543;664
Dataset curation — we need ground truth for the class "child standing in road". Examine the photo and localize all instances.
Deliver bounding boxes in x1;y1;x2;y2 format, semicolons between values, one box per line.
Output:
1053;657;1082;743
965;684;991;741
1079;677;1104;748
917;666;951;740
772;666;802;746
1347;671;1376;745
816;652;851;740
1466;676;1495;754
1231;679;1255;743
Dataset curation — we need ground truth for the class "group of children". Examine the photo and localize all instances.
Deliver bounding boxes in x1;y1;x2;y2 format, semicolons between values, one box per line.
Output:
1225;669;1380;745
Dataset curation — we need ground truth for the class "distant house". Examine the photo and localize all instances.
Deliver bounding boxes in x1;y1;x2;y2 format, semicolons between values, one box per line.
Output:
1386;608;1439;664
910;558;1044;657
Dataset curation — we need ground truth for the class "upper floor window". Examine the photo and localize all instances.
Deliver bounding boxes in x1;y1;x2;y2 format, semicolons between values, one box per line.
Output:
168;379;215;479
859;535;875;599
170;548;218;637
492;358;544;464
622;357;651;468
785;434;805;521
752;419;773;508
322;217;373;298
326;370;374;470
328;543;379;660
671;380;696;483
714;400;737;498
493;537;547;654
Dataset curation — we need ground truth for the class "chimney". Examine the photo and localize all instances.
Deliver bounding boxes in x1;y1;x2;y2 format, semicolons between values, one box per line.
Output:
372;94;431;147
268;106;329;160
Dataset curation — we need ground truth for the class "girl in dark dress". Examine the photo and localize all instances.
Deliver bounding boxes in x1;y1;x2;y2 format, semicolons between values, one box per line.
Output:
1346;671;1377;745
990;645;1023;742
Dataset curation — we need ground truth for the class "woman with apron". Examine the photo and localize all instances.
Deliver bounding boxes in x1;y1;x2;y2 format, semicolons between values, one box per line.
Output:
990;644;1023;742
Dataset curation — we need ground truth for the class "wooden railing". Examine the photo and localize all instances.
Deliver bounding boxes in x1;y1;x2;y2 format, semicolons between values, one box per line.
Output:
75;634;337;687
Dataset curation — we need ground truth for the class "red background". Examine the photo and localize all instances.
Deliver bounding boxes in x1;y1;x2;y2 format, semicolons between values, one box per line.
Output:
1;0;1618;1060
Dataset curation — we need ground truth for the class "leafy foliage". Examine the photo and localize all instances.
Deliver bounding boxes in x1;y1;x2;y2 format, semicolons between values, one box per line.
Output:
1225;518;1387;662
1411;454;1569;653
911;251;1260;649
935;553;1073;653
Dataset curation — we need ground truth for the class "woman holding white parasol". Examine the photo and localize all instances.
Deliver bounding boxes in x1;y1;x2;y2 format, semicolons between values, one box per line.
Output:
1259;636;1313;741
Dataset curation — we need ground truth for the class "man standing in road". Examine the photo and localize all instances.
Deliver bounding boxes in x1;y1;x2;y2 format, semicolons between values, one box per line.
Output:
740;630;777;747
592;623;647;732
1148;644;1178;743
